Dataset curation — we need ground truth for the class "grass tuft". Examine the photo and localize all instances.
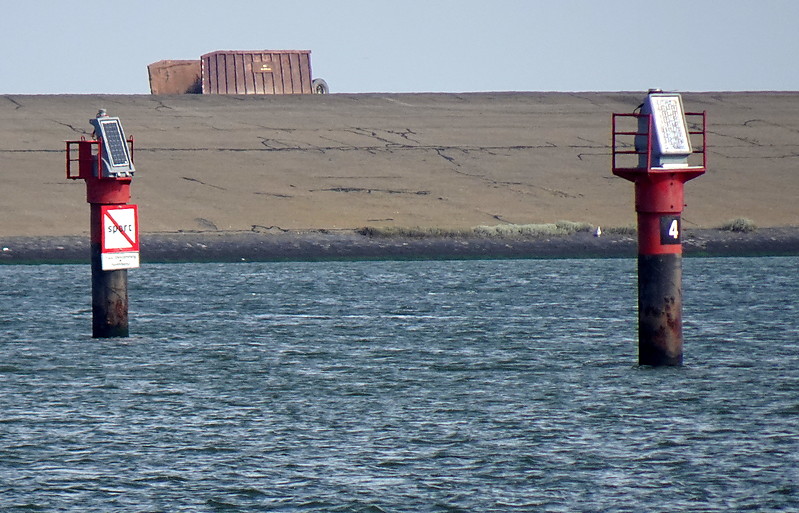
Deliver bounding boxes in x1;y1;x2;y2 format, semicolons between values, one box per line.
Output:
604;225;637;235
358;221;599;239
719;218;757;233
356;226;472;238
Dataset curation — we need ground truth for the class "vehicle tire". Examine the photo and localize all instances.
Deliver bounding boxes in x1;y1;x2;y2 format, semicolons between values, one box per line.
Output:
312;78;329;94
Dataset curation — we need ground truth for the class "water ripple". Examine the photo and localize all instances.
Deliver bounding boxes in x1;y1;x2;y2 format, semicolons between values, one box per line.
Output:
0;258;797;511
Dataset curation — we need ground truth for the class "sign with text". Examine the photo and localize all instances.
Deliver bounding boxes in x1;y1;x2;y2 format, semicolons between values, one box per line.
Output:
100;204;139;270
649;94;692;155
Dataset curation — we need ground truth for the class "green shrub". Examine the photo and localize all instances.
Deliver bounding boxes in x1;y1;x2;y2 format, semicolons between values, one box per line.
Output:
356;226;472;238
359;221;636;239
719;218;757;233
604;225;637;235
473;221;595;237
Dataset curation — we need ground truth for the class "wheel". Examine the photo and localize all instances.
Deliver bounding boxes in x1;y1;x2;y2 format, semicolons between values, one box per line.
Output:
312;78;329;94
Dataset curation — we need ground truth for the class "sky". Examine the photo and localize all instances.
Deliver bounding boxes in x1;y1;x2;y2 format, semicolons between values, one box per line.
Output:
1;0;797;94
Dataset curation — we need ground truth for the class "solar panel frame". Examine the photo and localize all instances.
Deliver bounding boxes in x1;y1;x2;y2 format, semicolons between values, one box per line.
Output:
100;119;130;167
90;116;135;177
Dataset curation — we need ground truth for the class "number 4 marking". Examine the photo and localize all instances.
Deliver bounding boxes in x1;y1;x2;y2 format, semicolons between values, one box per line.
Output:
668;219;679;239
660;216;681;245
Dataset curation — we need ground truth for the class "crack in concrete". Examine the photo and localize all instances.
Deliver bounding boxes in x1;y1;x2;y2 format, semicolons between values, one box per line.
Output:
429;149;583;199
0;149;63;153
576;152;611;161
182;176;227;190
472;211;508;223
706;129;763;146
574;136;605;147
4;96;23;110
311;187;430;195
496;181;583;199
251;224;289;233
253;125;297;133
153;100;174;111
342;127;424;146
710;150;799;160
435;148;459;166
316;175;401;179
743;118;799;135
343;127;395;145
317;134;357;147
50;119;90;135
138;144;559;155
566;93;614;108
254;192;293;198
386;128;422;144
530;185;582;198
257;137;300;150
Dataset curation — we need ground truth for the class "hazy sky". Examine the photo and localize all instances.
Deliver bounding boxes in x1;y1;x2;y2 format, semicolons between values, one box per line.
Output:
2;0;797;94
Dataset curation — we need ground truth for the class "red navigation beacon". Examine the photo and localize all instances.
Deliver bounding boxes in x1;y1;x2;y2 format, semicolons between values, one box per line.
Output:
65;110;139;337
611;91;707;366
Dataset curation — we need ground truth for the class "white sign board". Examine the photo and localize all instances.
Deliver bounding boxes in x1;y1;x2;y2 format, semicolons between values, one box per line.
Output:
101;251;140;270
648;94;692;155
100;204;140;270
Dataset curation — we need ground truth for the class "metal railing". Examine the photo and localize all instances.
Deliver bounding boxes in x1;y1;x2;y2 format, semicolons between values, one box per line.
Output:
612;111;706;173
66;136;135;180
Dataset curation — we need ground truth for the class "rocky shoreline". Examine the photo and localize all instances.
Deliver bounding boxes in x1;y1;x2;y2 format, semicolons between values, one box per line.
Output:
2;227;798;265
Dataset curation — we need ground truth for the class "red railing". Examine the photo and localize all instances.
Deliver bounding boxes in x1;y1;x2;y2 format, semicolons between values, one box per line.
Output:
66;136;135;179
612;111;706;174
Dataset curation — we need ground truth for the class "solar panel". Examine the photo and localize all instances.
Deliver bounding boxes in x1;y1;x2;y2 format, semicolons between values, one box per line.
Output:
89;115;135;177
101;119;129;166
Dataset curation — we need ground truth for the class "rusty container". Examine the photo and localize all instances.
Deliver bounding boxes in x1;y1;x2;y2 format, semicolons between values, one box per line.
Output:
200;50;313;95
148;60;202;94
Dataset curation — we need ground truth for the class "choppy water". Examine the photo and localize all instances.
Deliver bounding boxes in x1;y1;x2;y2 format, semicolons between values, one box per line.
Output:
1;257;798;512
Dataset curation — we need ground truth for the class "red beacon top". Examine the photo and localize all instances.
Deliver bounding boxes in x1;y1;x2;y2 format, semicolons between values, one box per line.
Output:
611;91;708;255
66;110;135;204
612;91;706;181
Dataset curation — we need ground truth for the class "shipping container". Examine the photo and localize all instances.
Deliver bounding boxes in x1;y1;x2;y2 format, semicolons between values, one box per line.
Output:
200;50;314;95
147;60;202;94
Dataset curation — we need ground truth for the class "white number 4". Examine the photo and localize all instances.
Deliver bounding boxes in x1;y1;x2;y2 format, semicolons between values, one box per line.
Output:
668;219;679;239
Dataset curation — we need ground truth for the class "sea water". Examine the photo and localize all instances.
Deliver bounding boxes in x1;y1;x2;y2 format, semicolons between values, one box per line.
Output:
1;257;797;512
